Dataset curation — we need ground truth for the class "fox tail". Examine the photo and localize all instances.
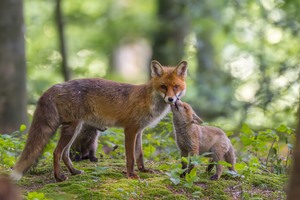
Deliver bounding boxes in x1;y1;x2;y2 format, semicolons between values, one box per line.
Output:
11;91;60;180
224;145;236;172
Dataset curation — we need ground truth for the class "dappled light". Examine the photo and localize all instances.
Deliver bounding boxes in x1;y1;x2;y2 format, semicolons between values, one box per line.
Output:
0;0;299;199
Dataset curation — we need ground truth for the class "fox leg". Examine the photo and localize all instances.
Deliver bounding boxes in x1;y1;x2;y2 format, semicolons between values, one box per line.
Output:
210;147;224;180
54;121;83;182
135;130;148;172
187;149;199;174
124;127;139;179
206;158;215;172
88;148;98;162
224;145;236;172
89;130;99;162
180;151;189;178
62;121;84;174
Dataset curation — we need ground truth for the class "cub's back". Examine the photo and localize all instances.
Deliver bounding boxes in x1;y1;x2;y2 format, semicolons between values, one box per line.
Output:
198;126;231;153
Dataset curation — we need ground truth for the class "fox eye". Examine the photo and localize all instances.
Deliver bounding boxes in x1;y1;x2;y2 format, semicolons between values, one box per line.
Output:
161;85;167;90
174;85;179;90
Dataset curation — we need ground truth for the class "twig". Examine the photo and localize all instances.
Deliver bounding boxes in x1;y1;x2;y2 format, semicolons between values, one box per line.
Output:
265;138;276;170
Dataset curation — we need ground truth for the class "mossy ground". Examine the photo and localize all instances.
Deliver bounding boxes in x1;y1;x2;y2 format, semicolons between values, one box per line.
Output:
15;158;287;200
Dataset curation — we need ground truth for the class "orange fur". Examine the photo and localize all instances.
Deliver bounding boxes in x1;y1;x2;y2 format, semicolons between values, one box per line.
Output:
11;60;188;182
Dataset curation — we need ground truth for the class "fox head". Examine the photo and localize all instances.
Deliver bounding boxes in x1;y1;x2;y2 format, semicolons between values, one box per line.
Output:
150;60;188;104
171;100;203;125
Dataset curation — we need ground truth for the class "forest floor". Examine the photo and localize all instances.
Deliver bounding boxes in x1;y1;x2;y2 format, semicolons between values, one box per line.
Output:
16;157;287;200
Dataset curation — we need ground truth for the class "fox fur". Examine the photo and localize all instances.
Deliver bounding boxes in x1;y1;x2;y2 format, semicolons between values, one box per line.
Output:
11;60;188;182
171;100;236;180
70;124;106;162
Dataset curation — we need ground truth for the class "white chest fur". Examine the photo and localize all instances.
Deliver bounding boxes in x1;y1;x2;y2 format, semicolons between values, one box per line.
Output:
147;105;170;128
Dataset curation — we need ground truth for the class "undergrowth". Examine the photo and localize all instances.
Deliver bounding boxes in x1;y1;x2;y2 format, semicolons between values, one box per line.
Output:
0;114;294;199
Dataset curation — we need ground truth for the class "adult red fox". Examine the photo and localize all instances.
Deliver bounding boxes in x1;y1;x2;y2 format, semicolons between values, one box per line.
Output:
11;60;188;182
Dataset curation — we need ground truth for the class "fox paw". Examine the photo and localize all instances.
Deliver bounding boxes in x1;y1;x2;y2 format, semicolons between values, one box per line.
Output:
72;169;84;175
210;174;219;181
73;155;82;162
89;157;98;162
55;174;68;182
127;173;140;179
138;168;154;173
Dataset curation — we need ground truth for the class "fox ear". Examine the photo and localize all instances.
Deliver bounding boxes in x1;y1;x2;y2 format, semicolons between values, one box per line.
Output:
150;60;164;77
192;113;203;125
175;61;188;78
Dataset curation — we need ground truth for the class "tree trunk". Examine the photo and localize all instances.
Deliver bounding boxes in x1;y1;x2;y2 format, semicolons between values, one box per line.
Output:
152;0;189;66
0;0;27;134
55;0;71;81
193;2;234;120
287;100;300;199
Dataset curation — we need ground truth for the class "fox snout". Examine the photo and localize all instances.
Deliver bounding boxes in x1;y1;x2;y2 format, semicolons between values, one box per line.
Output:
163;88;185;104
165;96;177;104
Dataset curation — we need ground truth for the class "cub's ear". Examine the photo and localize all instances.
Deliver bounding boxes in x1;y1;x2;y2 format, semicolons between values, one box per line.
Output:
175;61;188;78
150;60;164;78
192;113;203;125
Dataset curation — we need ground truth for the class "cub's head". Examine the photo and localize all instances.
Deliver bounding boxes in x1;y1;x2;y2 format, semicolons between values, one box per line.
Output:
171;100;203;125
150;60;188;104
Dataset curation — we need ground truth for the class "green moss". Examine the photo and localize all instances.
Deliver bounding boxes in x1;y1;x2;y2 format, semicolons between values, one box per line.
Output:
249;173;286;191
15;158;288;200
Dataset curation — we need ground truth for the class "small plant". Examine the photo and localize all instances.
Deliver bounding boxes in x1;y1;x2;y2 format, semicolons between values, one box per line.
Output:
240;124;295;174
26;191;51;200
165;162;184;185
184;167;198;188
165;155;208;188
0;124;27;167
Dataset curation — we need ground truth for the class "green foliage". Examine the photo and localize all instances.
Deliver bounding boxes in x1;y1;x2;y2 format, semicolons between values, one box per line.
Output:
26;191;51;200
165;162;184;185
143;113;178;161
0;121;291;199
165;155;206;188
239;123;294;174
184;168;198;188
22;0;299;130
0;125;26;167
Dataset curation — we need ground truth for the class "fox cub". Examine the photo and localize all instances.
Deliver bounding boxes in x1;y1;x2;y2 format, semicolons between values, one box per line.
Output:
171;100;236;180
70;124;106;162
11;60;188;182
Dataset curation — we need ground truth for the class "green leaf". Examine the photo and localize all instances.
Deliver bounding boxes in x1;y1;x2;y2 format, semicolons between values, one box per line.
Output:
185;173;192;182
26;191;48;200
170;177;180;185
241;124;253;135
234;162;248;172
165;172;172;177
184;181;193;188
181;157;188;164
218;160;232;167
189;168;197;177
20;124;27;132
225;170;240;178
276;124;287;132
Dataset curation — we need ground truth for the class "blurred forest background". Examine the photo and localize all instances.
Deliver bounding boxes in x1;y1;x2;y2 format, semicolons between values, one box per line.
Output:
0;0;299;198
0;0;299;133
